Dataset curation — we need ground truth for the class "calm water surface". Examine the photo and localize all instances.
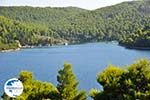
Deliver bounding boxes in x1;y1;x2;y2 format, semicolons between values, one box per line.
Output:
0;42;150;95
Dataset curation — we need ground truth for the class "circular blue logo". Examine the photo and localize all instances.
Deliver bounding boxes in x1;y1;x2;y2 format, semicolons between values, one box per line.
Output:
4;78;23;98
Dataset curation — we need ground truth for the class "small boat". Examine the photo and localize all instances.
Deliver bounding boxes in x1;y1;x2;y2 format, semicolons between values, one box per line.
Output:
64;43;68;46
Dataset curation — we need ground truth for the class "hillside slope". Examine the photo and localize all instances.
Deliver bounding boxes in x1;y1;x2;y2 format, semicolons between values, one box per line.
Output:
0;0;149;50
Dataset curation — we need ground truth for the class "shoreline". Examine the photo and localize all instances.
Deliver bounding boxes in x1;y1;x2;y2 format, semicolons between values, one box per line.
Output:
1;42;150;52
119;44;150;50
0;48;20;53
125;46;150;50
118;43;150;50
0;43;68;53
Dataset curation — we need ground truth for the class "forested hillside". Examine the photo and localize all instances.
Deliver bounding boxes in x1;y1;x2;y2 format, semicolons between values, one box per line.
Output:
0;0;149;50
119;19;150;49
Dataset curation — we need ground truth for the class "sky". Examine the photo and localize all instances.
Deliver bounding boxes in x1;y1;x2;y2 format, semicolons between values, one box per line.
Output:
0;0;133;10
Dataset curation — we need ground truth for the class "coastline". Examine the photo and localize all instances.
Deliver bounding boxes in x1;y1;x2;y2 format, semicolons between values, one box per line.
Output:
125;46;150;50
1;42;150;53
0;48;21;53
0;43;69;53
118;43;150;50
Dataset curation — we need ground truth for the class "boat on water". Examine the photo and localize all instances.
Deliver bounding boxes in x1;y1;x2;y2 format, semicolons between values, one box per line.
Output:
64;42;68;46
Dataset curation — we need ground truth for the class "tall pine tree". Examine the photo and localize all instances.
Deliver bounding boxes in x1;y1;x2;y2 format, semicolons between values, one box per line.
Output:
57;63;86;100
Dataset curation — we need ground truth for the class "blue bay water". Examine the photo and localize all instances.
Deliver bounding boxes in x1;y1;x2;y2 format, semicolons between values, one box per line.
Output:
0;42;150;96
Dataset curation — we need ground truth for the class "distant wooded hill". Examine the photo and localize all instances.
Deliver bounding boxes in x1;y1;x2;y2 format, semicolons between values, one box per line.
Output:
0;0;149;50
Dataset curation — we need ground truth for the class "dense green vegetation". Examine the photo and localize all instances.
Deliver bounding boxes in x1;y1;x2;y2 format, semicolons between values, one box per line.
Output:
90;59;150;100
2;59;150;100
0;0;149;50
119;19;150;49
57;63;86;100
2;63;86;100
0;16;66;50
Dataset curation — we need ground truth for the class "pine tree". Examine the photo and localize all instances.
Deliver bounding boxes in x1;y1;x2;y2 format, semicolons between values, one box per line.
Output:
57;63;86;100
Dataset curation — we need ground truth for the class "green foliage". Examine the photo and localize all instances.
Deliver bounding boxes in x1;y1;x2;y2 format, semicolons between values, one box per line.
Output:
57;63;86;100
19;71;33;82
0;41;20;50
89;88;100;99
97;65;123;87
119;18;150;48
90;59;150;100
2;71;58;100
1;59;150;99
1;64;86;100
0;15;65;50
73;90;87;100
0;0;149;50
120;59;150;99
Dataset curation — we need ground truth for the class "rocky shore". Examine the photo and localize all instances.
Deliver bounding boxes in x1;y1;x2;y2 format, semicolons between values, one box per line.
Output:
0;48;21;53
